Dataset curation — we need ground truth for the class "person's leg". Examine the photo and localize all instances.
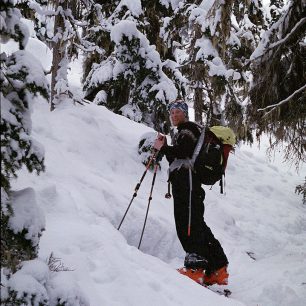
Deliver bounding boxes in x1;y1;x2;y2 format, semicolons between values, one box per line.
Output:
171;169;228;272
186;180;228;273
171;170;194;253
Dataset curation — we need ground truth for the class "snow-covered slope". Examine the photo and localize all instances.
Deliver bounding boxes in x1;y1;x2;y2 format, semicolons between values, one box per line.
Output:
12;98;305;306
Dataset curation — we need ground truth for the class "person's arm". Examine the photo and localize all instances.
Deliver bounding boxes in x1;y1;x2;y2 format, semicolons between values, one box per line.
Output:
160;129;197;160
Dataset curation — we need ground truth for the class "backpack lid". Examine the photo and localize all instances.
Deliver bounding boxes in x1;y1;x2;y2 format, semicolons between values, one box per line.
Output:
209;126;236;146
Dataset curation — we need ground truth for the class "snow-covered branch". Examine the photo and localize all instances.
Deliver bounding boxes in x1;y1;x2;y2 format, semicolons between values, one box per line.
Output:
268;17;306;49
251;16;306;62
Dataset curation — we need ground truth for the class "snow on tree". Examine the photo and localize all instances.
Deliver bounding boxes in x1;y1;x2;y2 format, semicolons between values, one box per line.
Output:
85;19;178;132
83;0;186;133
48;0;78;110
248;0;306;168
0;5;48;238
1;28;48;275
172;0;266;137
1;2;89;305
40;0;96;110
269;0;285;23
0;1;47;303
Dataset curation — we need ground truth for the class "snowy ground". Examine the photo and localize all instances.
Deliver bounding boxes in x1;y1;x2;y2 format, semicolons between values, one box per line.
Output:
7;40;306;305
11;96;305;306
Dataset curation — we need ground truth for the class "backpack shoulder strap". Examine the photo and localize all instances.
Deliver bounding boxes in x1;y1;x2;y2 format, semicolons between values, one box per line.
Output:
191;123;206;167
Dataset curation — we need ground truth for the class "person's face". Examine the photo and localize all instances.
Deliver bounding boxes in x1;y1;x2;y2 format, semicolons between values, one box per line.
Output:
170;108;187;126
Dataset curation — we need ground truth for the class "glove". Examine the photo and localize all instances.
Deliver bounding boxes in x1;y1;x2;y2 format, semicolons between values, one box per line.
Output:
153;133;166;151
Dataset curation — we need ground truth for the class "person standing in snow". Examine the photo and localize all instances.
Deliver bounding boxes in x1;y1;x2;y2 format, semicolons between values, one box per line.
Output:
153;100;229;285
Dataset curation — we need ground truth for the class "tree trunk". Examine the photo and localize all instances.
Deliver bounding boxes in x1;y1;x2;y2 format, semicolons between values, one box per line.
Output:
194;86;203;124
189;24;206;124
50;0;75;111
50;0;66;111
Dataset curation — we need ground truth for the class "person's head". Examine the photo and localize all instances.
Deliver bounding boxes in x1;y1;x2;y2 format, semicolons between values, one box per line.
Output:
168;100;189;126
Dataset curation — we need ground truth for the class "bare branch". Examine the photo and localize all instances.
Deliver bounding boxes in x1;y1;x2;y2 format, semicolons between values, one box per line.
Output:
47;252;73;272
258;84;306;117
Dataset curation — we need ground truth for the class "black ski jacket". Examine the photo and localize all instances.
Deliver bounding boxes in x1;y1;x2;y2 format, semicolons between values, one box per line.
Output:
160;121;200;165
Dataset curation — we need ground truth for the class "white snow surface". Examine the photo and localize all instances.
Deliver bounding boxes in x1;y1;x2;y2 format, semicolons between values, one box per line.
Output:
7;30;306;305
9;188;45;246
12;95;306;305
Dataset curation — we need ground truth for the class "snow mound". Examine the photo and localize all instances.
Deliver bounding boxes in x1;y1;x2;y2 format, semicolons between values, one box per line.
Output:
13;100;305;306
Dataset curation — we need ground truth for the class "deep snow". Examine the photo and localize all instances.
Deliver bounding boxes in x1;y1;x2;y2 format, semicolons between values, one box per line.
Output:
11;96;306;305
4;27;306;305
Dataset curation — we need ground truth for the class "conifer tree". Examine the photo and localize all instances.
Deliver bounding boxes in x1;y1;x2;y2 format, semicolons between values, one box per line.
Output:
177;0;266;136
46;0;95;110
1;3;90;304
1;0;48;270
83;0;185;132
248;0;305;201
248;0;306;167
1;1;48;304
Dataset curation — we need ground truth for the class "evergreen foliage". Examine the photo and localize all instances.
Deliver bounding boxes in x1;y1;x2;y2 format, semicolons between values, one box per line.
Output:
82;0;185;133
176;0;266;139
0;0;30;49
85;19;179;132
36;0;95;110
1;51;48;191
248;0;306;168
1;1;47;304
0;0;48;209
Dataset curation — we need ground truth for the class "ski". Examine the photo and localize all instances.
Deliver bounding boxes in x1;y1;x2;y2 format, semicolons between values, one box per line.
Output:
204;286;232;297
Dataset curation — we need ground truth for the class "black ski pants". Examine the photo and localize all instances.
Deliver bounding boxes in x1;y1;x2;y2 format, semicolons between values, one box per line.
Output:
170;168;228;273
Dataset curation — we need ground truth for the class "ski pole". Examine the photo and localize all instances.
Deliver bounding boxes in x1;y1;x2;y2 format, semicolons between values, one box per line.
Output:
138;155;160;249
117;151;157;230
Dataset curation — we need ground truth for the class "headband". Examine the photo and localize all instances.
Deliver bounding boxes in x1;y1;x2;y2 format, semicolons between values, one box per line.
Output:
168;100;188;118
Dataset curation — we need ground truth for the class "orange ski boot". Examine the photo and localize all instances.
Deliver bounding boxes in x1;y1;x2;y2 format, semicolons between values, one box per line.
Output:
177;267;205;285
203;266;229;285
